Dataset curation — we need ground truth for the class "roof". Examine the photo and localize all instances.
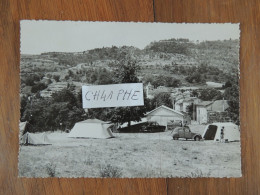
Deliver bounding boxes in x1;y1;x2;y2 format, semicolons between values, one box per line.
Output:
78;119;106;123
211;100;229;111
196;101;213;106
145;105;184;116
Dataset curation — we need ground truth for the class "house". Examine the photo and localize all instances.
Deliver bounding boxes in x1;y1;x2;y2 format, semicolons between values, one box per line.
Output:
145;105;184;127
196;101;213;124
196;100;229;124
175;97;201;113
145;82;154;99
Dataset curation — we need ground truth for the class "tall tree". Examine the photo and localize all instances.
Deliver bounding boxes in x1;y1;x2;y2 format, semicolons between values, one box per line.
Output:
108;59;146;127
152;92;173;108
113;59;140;83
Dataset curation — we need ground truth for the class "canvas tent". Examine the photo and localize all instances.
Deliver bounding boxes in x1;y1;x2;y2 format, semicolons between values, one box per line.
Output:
21;132;51;145
202;122;240;142
68;119;114;139
19;121;28;139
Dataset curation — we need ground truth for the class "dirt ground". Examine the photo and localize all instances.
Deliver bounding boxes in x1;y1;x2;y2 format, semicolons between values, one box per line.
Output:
18;125;242;178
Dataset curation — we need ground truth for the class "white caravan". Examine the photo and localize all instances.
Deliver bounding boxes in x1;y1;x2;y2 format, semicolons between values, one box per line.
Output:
202;122;240;142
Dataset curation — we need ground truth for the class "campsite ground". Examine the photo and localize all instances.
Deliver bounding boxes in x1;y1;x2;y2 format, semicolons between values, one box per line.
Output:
18;125;241;178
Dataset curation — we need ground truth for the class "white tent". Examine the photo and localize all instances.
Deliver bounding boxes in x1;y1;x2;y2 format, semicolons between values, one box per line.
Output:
68;119;114;139
202;122;240;142
21;132;51;145
19;121;27;141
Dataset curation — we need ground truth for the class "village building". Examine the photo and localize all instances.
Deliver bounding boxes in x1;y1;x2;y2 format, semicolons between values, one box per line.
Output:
145;82;154;99
145;105;185;127
196;100;230;124
174;97;201;113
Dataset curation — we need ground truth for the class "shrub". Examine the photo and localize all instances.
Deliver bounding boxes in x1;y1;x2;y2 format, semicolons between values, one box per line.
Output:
46;163;56;177
31;82;47;93
53;75;60;82
84;157;93;165
99;164;122;178
182;146;188;151
186;169;211;178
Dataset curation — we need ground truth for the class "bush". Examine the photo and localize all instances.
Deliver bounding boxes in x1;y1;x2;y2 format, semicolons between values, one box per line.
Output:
99;164;122;178
186;169;211;178
46;163;56;177
31;83;47;93
185;72;205;84
24;74;42;86
53;75;60;82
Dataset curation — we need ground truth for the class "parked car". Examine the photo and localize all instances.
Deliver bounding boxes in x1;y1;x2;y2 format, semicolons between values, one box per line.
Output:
141;121;166;133
172;126;202;141
118;122;146;133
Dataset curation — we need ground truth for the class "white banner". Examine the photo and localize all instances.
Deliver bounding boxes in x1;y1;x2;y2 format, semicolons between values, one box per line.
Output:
82;83;144;108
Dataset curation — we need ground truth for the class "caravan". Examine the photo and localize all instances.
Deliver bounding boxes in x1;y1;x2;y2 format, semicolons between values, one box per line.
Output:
202;122;240;142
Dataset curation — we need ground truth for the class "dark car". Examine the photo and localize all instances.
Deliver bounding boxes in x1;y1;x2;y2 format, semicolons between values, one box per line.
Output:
118;122;146;133
141;121;166;133
172;126;202;141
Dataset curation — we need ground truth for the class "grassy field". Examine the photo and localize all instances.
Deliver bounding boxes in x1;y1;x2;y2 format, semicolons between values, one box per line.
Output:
18;125;241;178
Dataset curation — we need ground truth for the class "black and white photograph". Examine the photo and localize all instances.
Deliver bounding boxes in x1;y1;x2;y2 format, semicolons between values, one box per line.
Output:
19;21;241;178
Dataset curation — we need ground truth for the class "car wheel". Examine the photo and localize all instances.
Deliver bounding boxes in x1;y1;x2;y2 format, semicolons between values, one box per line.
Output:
173;137;178;140
194;136;200;141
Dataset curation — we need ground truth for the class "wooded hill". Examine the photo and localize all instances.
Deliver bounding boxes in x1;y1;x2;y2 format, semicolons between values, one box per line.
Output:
20;39;239;89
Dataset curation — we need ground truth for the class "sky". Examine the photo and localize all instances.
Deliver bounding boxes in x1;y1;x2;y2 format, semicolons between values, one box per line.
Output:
20;21;240;54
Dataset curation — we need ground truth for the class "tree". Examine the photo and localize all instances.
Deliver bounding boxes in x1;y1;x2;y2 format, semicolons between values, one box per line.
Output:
142;75;155;85
152;76;166;88
108;59;146;127
191;90;199;97
199;88;223;101
20;96;28;119
64;75;70;81
165;77;181;87
222;80;232;89
109;106;146;127
97;68;114;84
24;74;41;86
113;59;140;83
152;93;173;108
224;84;239;124
21;89;87;132
31;83;47;93
21;98;50;132
185;72;205;84
52;88;77;106
53;75;60;82
186;104;194;119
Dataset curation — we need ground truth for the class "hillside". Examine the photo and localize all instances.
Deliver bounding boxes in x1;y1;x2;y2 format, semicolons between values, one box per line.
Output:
20;39;239;96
